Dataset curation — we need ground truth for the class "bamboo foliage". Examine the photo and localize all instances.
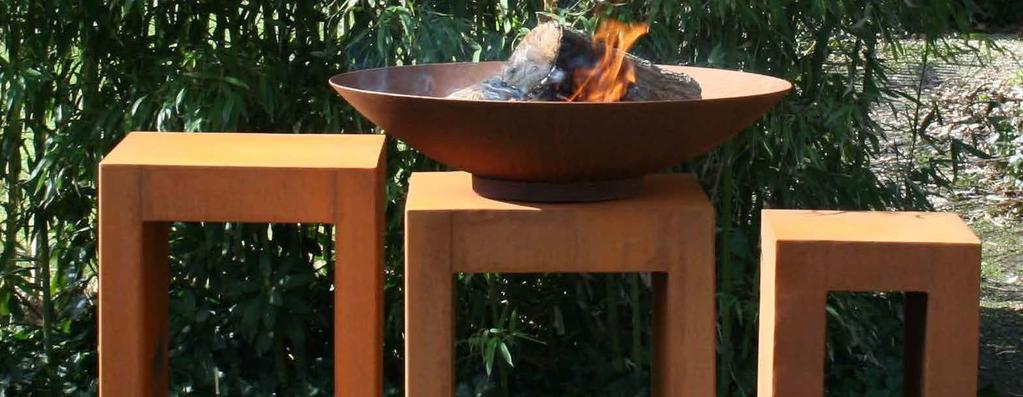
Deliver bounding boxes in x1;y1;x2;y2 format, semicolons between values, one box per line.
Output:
0;0;983;395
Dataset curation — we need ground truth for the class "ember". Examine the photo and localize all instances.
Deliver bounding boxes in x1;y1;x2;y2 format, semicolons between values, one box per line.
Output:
448;20;701;102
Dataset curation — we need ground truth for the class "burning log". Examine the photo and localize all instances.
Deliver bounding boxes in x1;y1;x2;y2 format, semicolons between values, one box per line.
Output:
448;21;701;102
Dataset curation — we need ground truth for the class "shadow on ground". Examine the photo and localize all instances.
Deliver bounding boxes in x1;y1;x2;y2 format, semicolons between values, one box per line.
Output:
979;299;1023;397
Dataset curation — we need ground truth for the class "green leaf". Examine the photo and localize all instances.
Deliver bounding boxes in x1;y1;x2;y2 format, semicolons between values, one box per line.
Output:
484;337;498;376
223;76;249;90
498;341;513;368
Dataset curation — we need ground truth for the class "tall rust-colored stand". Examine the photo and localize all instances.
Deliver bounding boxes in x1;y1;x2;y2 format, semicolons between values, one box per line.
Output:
404;172;716;396
98;132;386;396
758;210;981;397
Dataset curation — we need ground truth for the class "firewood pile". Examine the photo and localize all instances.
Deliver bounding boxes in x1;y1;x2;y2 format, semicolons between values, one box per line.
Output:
448;21;702;102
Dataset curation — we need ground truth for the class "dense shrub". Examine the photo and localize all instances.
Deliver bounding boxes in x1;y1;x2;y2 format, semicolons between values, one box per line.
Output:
0;0;982;395
971;0;1023;31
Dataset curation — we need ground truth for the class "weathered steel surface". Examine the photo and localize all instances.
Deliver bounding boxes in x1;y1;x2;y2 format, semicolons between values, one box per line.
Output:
99;132;386;397
404;172;716;396
329;62;790;185
759;210;981;397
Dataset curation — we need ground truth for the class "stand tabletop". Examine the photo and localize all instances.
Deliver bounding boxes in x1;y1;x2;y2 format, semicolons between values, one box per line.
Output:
406;171;711;212
101;132;385;169
762;209;979;245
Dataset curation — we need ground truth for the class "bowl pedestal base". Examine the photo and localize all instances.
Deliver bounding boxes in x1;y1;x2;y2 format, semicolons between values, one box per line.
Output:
471;175;642;202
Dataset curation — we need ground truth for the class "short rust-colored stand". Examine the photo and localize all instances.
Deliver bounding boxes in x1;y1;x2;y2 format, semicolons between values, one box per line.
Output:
404;171;716;396
758;210;981;397
98;132;386;396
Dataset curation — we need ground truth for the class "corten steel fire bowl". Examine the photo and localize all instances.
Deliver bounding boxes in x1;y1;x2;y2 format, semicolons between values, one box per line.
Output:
329;61;791;202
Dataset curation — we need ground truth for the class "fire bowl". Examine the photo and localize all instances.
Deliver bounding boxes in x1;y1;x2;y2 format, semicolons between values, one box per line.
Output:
329;62;791;202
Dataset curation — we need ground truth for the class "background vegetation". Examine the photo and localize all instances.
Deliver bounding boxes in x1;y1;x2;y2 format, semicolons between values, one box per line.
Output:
0;0;1001;395
973;0;1023;32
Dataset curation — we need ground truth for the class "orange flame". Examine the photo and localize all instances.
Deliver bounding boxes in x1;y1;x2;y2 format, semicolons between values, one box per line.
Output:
569;20;649;102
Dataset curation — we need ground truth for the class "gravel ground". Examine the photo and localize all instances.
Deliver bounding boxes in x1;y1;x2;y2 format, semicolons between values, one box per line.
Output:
873;35;1023;396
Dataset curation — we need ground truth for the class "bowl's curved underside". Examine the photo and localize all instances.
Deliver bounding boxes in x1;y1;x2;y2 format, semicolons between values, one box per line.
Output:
330;62;791;183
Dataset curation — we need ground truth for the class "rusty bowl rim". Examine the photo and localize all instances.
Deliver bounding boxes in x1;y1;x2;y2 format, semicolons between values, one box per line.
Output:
328;61;793;105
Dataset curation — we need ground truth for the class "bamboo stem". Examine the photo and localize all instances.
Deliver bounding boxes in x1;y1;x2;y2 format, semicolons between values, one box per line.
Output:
717;145;736;397
629;274;642;381
36;212;53;375
605;275;623;372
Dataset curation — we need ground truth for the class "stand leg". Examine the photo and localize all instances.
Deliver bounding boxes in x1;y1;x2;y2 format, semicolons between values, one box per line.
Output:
757;247;827;397
653;211;715;397
405;212;454;396
920;249;980;397
99;166;169;396
336;169;385;397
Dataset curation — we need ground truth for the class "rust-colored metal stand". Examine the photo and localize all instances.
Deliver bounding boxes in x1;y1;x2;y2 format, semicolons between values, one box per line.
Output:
404;171;716;396
758;210;981;397
98;132;386;396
